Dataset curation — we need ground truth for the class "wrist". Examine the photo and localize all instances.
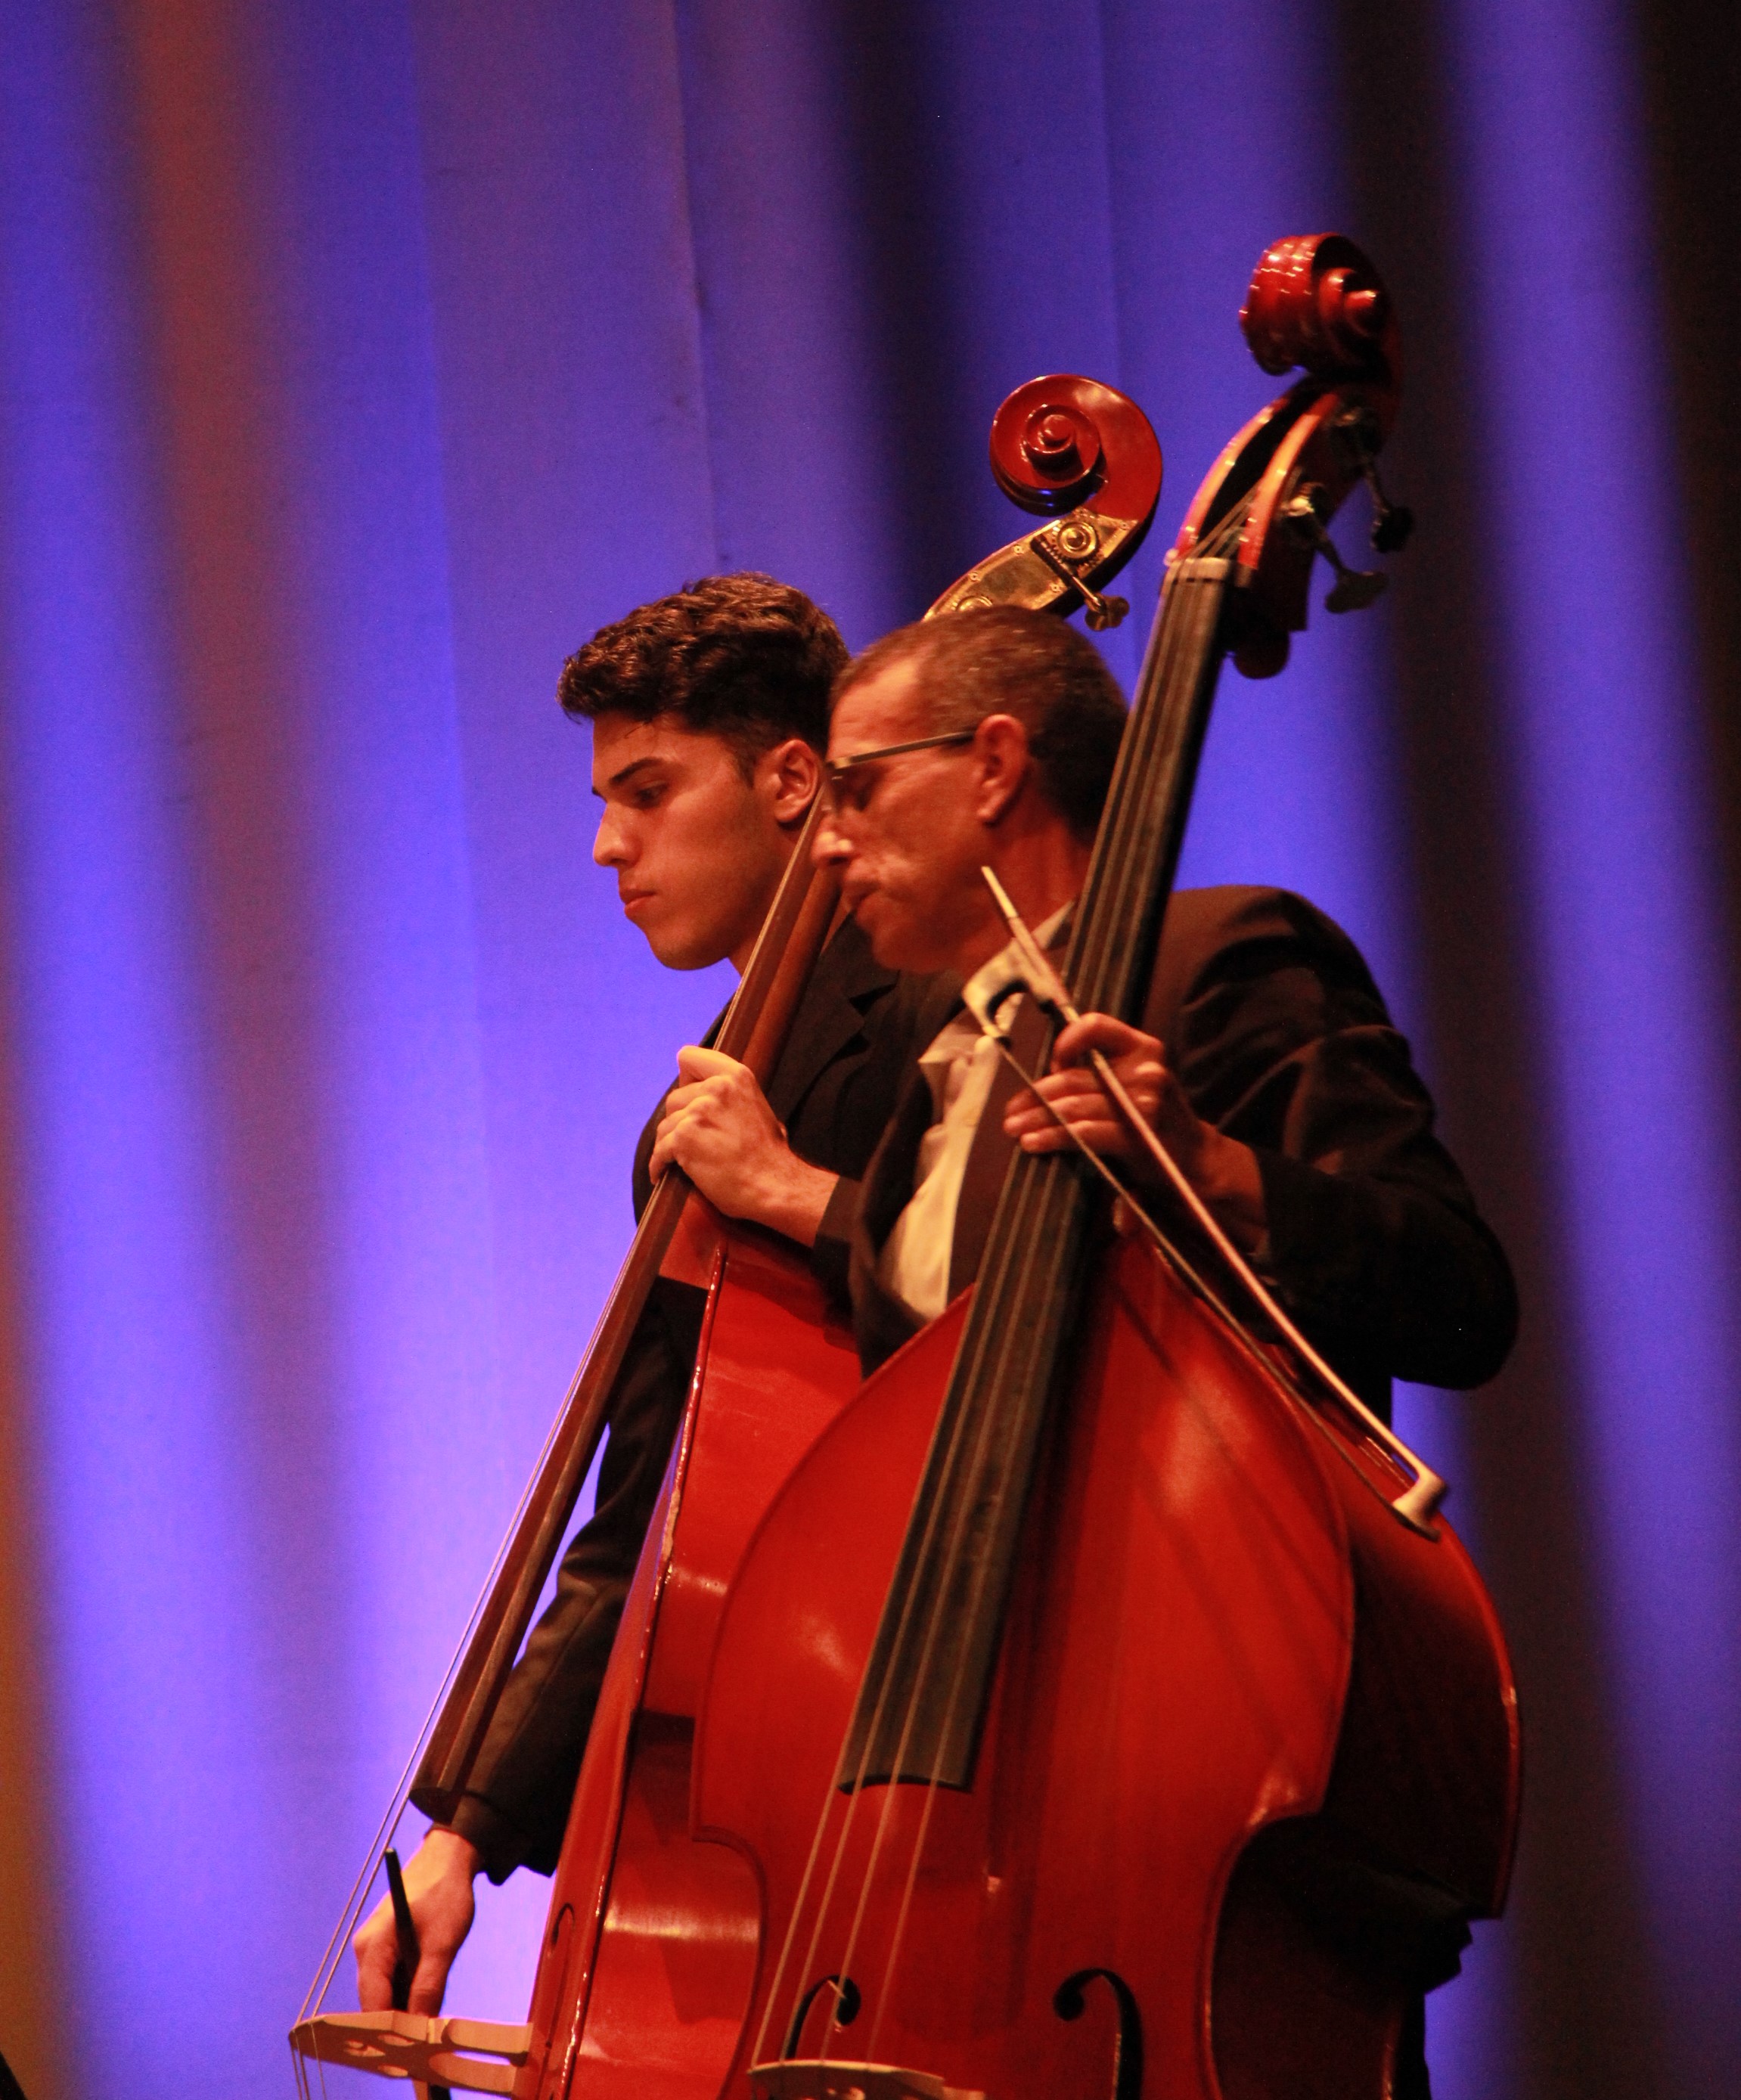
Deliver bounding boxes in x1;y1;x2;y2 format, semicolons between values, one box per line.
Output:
749;1157;836;1248
425;1826;483;1880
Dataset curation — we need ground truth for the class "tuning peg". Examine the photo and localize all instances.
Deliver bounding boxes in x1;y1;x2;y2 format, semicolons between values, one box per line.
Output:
1030;529;1131;630
1280;486;1388;614
1328;405;1414;554
1367;489;1414;554
1082;588;1131;631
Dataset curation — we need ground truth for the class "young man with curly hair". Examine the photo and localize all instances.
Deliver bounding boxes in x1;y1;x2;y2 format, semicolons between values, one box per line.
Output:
355;574;928;2012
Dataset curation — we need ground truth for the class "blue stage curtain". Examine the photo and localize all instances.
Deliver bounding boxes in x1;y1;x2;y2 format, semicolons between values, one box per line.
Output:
0;3;1736;2095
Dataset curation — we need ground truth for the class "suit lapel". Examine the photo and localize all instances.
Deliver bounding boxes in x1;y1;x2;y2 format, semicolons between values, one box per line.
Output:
846;1059;940;1373
765;916;889;1125
860;1060;945;1255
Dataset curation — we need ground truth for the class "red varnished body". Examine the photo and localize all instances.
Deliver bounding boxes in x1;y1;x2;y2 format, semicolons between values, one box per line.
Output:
516;1218;864;2100
691;1235;1518;2099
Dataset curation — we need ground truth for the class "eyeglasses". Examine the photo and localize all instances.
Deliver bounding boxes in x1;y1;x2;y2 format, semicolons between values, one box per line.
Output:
820;728;976;812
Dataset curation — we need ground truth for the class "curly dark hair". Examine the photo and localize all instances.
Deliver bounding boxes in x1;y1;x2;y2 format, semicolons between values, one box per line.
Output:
833;606;1128;839
558;573;847;769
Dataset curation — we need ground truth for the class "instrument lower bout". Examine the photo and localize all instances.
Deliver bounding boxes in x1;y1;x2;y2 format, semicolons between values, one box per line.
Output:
694;1227;1514;2100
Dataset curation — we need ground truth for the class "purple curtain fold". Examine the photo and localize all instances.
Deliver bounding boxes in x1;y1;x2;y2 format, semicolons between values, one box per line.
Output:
1;3;1736;2095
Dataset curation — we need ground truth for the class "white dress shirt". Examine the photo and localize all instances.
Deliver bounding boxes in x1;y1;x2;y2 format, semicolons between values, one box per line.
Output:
877;905;1069;1322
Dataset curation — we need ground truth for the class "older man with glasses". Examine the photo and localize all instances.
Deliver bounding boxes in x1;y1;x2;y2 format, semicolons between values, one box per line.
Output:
810;602;1516;1416
807;603;1516;2099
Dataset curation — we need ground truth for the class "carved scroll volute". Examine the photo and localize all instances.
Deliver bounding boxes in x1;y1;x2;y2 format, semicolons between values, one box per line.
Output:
1239;232;1400;395
928;375;1162;626
1173;234;1406;678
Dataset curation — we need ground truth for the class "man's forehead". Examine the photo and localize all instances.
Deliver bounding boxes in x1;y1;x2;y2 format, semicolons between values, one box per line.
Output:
590;709;724;786
828;661;926;755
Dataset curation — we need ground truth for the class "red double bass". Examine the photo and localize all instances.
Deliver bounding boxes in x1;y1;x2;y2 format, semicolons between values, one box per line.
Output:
693;236;1519;2100
291;377;1164;2094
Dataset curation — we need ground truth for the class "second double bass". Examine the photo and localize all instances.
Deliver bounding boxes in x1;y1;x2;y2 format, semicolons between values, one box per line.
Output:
694;235;1519;2100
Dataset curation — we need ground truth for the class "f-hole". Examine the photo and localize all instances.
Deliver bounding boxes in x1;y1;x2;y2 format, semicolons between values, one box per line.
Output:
1054;1968;1143;2100
783;1974;861;2061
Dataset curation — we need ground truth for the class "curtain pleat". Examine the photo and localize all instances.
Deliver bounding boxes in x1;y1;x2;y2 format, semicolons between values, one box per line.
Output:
0;2;1736;2093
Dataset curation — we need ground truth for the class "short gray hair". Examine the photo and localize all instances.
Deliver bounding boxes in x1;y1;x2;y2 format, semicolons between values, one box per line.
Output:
833;606;1128;838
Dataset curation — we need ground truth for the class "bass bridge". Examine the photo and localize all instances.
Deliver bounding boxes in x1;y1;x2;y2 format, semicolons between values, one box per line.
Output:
749;2062;982;2100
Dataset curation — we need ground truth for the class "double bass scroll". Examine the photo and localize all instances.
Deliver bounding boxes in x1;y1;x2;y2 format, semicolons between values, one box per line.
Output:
927;375;1162;629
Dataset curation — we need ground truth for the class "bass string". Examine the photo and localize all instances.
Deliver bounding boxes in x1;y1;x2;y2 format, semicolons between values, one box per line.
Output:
750;687;1052;2064
749;636;1065;2061
760;527;1243;2066
299;1745;426;2022
299;1182;709;2020
297;1288;617;2020
806;1144;1063;2065
852;1149;1081;2062
756;1163;1050;2067
1068;549;1193;997
759;898;1122;2058
1072;523;1241;1016
796;557;1237;2066
852;562;1237;2054
781;559;1231;2065
746;793;1089;2058
1095;500;1247;950
761;963;1082;2061
810;945;1125;2054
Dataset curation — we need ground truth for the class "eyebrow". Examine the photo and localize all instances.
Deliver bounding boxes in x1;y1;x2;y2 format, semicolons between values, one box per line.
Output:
593;753;674;798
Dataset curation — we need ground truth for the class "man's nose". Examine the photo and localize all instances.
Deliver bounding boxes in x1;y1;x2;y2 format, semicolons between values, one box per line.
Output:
593;808;628;867
811;808;849;866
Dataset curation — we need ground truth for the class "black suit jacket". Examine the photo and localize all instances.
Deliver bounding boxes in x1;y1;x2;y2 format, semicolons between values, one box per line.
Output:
849;886;1518;1415
452;917;927;1879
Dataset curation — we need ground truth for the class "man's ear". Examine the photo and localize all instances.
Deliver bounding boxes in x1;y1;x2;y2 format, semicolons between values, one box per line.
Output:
971;715;1033;827
762;735;825;827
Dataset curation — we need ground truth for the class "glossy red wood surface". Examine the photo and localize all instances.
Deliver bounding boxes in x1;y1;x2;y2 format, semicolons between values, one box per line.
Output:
986;374;1162;523
926;377;1161;622
691;1235;1517;2099
514;1220;864;2100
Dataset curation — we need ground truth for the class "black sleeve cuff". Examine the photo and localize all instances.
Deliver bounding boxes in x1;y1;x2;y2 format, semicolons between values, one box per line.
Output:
448;1794;534;1887
809;1174;860;1309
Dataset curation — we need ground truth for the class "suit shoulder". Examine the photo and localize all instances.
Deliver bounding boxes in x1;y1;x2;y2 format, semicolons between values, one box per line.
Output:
1147;886;1387;1038
1161;883;1382;985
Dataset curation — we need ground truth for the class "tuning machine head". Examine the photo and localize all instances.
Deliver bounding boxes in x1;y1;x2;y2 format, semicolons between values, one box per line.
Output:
1330;404;1415;555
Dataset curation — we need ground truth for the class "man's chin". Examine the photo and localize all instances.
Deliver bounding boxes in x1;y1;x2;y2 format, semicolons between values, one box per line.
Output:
628;910;732;972
852;902;938;975
642;932;730;972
